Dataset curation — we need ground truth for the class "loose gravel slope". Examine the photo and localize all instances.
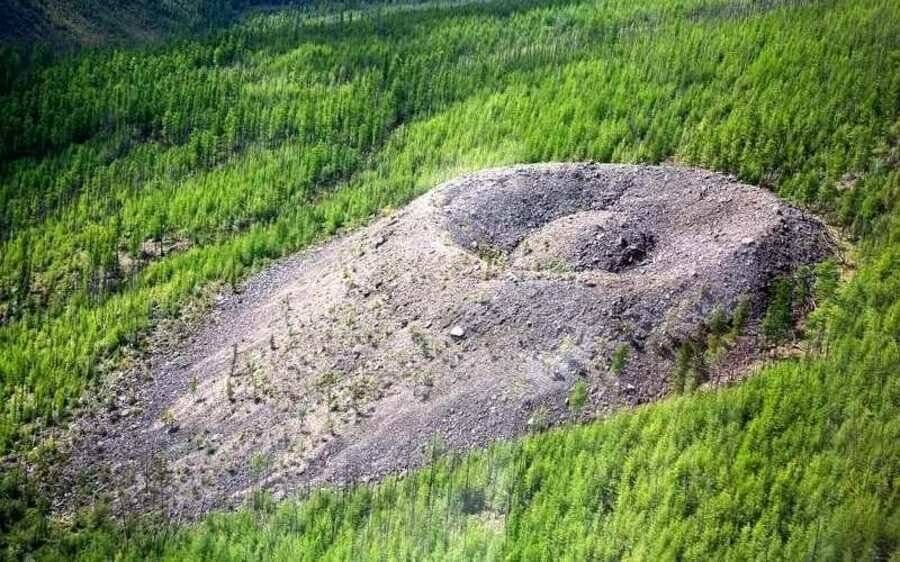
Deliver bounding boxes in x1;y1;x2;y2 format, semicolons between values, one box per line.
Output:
60;163;833;518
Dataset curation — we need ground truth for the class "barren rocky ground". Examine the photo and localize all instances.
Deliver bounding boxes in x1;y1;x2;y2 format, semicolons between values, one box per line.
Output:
56;163;833;519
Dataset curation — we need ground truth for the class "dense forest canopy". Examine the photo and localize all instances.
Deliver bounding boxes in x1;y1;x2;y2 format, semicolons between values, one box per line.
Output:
0;0;459;50
0;0;303;49
0;0;897;560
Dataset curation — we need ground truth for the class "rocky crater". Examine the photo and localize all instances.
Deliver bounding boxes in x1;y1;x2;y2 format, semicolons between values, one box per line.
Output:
59;163;833;519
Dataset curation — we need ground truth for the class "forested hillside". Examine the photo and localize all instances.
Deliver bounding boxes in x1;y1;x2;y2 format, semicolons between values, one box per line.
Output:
0;0;317;49
0;0;898;560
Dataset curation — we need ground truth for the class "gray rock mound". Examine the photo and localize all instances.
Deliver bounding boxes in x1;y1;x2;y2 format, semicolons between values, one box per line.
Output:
507;211;654;272
59;163;833;519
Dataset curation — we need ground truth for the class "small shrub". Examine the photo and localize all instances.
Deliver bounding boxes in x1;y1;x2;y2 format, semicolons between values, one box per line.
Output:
705;334;726;364
729;295;751;339
316;371;339;388
762;278;794;343
410;327;434;359
160;409;176;427
476;245;507;279
814;259;841;302
568;380;588;412
705;306;731;363
610;344;629;375
540;258;571;274
251;489;275;513
458;487;486;515
527;405;551;431
250;453;269;478
793;265;814;308
427;437;447;460
708;306;729;336
673;341;704;393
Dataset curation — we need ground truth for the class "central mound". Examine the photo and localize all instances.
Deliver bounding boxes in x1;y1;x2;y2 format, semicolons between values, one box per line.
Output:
61;164;833;518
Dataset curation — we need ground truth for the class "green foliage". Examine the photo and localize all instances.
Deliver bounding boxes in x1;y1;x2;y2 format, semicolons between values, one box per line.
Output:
610;344;629;375
250;453;270;478
1;0;298;50
762;277;795;343
527;405;551;432
0;469;48;558
160;409;176;428
673;340;704;394
729;295;751;339
0;0;898;559
708;306;728;335
2;0;897;454
814;259;842;302
704;306;730;362
14;249;900;559
567;379;588;412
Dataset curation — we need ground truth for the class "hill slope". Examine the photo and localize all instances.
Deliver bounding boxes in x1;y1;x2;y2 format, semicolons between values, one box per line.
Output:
0;0;303;48
0;0;897;560
57;163;832;519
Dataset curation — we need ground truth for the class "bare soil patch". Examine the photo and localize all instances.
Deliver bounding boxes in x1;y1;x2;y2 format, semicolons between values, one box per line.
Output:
56;163;833;519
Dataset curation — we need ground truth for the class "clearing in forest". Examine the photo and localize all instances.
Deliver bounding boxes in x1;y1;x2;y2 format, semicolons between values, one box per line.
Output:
58;163;833;519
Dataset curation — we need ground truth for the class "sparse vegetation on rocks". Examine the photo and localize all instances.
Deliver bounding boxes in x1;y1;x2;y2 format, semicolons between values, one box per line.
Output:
51;163;833;519
610;344;629;375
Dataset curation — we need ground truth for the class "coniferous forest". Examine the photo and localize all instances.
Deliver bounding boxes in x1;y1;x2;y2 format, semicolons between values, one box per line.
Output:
0;0;898;560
